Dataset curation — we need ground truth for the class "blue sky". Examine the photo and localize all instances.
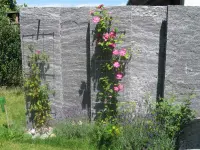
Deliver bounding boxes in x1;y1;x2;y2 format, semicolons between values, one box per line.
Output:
16;0;128;7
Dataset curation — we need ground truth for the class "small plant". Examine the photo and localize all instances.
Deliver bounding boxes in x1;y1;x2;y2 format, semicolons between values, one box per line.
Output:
121;118;175;150
24;46;51;129
155;95;195;139
92;121;122;150
54;121;94;139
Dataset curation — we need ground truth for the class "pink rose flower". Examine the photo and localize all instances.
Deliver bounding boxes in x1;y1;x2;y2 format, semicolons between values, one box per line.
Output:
118;84;124;91
112;49;119;55
97;4;104;9
113;62;120;68
116;73;123;80
119;48;126;56
90;10;94;15
36;50;40;54
93;16;100;24
109;31;116;38
109;43;116;48
114;86;119;92
103;33;110;41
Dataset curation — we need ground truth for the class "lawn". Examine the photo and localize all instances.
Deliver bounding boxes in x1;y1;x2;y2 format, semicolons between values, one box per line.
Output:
0;87;95;150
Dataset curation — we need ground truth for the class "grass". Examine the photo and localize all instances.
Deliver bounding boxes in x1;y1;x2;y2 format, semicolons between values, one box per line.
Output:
0;87;26;127
0;139;94;150
0;87;95;150
0;87;184;150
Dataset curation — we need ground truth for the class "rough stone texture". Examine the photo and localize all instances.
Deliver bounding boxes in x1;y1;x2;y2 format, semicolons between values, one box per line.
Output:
20;7;64;125
90;6;167;118
129;6;167;114
20;6;200;122
166;6;200;117
90;6;133;119
21;6;168;121
166;6;200;149
19;5;200;148
20;7;91;122
61;7;90;119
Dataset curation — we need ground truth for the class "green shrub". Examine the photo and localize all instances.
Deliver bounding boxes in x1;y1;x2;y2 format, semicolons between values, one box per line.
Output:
155;95;195;139
0;15;21;86
91;122;122;150
91;94;195;150
121;118;175;150
91;117;175;150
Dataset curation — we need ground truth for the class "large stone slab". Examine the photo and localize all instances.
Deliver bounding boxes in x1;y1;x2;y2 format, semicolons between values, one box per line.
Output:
90;6;133;118
20;6;167;122
129;6;167;114
20;7;64;124
61;7;90;119
166;6;200;117
90;6;167;118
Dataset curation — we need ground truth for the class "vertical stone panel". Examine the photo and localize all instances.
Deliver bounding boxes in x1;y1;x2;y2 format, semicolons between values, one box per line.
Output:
61;7;90;120
166;6;200;116
90;6;132;119
20;7;64;124
90;6;167;118
129;6;167;114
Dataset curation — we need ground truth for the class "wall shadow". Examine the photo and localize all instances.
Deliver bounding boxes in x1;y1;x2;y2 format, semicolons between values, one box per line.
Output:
79;22;91;120
156;20;167;102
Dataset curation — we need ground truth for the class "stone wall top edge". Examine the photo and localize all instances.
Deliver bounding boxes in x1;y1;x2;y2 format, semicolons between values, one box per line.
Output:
20;5;200;12
20;6;168;11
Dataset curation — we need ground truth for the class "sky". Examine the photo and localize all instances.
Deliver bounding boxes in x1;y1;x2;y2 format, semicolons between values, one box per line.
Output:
16;0;200;7
185;0;200;6
16;0;128;7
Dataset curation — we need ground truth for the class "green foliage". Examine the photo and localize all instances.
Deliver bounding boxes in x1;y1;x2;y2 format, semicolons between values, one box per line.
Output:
24;46;51;128
155;95;195;139
0;89;94;149
54;121;94;139
0;15;21;86
92;5;131;121
91;117;175;150
0;0;17;12
92;122;122;150
121;118;175;150
0;88;195;150
0;87;26;128
0;123;95;150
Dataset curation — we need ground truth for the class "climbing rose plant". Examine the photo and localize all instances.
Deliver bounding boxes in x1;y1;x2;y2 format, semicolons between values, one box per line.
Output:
91;5;131;121
24;46;51;128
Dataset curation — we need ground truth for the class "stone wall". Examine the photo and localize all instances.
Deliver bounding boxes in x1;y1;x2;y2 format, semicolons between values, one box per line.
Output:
20;6;200;123
165;6;200;116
